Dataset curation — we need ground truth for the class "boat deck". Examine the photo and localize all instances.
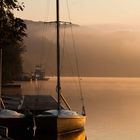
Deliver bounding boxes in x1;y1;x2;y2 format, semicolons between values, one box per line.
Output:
22;95;59;113
2;95;63;115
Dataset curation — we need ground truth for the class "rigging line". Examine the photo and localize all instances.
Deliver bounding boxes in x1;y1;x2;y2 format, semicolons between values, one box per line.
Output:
34;0;51;99
59;24;76;110
66;0;72;22
40;0;57;78
65;0;79;78
41;24;52;76
60;26;79;77
60;25;76;77
43;23;57;76
70;25;86;116
66;0;86;115
65;0;81;77
39;0;51;65
43;0;60;76
60;23;66;72
0;48;5;109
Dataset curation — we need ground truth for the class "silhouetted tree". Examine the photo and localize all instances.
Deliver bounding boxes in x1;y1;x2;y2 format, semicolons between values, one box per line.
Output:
0;0;26;83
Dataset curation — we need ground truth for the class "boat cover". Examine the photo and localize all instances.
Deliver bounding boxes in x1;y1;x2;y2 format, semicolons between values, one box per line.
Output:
37;109;82;118
0;109;24;118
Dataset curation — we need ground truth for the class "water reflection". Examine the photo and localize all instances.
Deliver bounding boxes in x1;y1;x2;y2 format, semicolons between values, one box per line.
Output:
58;130;87;140
34;130;87;140
7;129;87;140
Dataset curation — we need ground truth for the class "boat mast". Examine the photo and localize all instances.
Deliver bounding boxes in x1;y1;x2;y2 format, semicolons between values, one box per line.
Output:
56;0;61;111
0;47;2;97
0;47;5;109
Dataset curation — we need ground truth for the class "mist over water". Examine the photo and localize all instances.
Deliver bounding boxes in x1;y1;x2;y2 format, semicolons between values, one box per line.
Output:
19;77;140;140
84;77;140;140
23;20;140;77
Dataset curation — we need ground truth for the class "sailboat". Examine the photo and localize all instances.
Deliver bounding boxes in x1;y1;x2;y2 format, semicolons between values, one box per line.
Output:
0;47;33;135
35;0;86;134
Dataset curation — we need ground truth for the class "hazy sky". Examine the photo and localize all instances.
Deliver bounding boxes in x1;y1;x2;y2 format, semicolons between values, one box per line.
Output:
16;0;140;25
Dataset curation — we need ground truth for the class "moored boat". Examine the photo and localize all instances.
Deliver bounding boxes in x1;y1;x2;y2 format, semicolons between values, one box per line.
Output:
0;109;33;135
35;0;86;134
32;65;45;80
0;39;33;137
36;109;86;133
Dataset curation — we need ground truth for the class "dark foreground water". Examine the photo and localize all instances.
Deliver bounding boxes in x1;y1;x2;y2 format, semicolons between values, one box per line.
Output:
8;129;86;140
16;77;140;140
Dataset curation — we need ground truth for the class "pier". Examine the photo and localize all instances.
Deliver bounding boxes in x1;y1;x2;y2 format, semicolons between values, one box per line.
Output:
2;95;60;114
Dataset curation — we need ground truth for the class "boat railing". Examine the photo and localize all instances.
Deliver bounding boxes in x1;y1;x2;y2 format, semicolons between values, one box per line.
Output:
0;98;5;109
0;126;8;137
1;95;24;110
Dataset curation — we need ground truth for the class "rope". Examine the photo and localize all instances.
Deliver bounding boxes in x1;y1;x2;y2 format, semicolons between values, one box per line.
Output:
0;98;5;109
39;0;51;68
60;23;66;72
71;27;86;116
66;1;86;116
66;0;72;22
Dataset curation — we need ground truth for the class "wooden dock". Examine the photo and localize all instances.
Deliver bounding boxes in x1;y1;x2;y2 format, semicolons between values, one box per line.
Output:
22;95;59;113
1;84;62;114
2;95;61;115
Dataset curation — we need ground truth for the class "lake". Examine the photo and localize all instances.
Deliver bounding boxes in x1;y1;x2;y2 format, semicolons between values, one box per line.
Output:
18;77;140;140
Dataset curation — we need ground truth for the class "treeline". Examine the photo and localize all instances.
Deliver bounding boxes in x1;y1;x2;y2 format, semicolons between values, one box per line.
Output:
0;0;26;83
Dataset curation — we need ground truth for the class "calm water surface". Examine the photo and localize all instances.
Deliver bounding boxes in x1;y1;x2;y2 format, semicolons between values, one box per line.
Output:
19;77;140;140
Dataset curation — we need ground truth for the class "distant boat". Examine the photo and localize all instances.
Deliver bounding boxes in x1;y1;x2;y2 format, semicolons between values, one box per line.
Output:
0;84;33;134
32;65;49;80
35;0;86;134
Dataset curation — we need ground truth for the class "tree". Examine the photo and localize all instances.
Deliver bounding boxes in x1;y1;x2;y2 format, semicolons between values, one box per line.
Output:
0;0;26;83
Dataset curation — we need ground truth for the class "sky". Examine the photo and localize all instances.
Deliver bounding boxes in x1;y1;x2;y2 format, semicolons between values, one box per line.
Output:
15;0;140;25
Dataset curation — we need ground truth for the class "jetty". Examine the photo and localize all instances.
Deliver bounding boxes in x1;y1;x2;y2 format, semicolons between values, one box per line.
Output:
21;95;59;114
2;95;60;115
1;84;61;114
